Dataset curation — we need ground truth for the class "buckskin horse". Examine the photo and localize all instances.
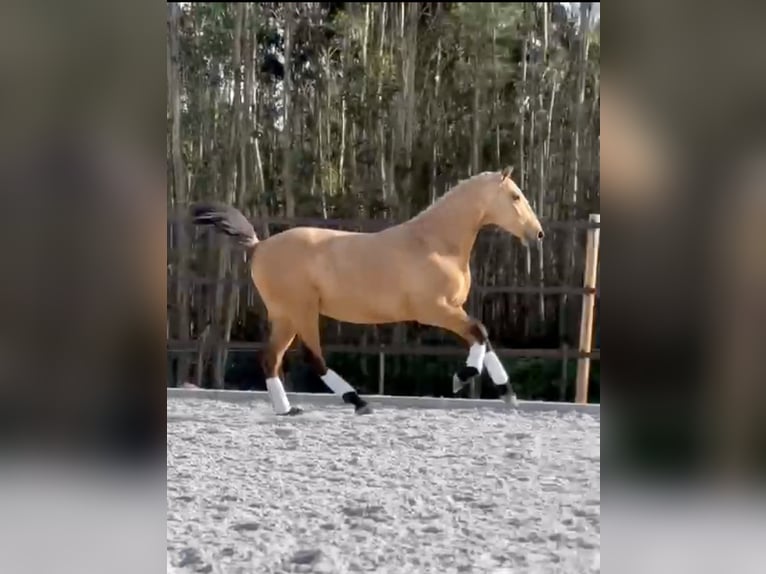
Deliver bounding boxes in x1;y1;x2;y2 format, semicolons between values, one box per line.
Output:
191;167;544;415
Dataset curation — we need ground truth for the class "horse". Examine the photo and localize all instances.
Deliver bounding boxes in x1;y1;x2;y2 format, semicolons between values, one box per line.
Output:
191;167;544;415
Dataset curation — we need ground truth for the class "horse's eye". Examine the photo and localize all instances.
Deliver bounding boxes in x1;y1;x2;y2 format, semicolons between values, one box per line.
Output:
511;193;521;201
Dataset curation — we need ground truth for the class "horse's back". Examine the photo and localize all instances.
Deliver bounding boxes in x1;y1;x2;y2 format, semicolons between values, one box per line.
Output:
249;223;465;323
250;225;407;320
250;226;357;311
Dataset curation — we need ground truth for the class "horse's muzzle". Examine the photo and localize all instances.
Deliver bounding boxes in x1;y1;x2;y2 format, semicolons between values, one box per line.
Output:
522;231;544;249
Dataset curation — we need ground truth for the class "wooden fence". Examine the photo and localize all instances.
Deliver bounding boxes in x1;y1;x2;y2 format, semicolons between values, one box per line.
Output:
167;215;601;402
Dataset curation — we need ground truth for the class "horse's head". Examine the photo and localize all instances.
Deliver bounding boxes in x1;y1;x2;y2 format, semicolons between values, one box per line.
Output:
484;166;544;246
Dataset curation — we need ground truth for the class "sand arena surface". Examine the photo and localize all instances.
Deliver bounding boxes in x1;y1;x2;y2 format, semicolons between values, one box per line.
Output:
167;398;600;573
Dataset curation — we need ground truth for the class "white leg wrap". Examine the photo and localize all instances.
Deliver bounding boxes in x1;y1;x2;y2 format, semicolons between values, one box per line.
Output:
265;377;291;414
466;343;486;371
321;369;356;396
484;350;509;385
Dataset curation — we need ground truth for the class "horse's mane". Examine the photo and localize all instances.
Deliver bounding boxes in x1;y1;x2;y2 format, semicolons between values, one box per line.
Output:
408;171;498;223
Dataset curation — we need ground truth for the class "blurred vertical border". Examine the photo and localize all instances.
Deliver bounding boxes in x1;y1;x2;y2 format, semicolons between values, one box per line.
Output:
0;0;165;572
604;0;766;571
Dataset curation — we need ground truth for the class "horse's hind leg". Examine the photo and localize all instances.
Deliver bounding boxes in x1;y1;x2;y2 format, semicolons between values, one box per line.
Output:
419;303;516;405
294;312;372;415
262;316;301;415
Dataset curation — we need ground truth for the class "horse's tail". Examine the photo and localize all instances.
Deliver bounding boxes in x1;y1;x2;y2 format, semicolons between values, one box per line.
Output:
190;203;259;248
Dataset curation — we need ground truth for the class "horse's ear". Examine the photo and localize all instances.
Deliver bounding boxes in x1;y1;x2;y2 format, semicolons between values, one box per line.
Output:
501;166;514;180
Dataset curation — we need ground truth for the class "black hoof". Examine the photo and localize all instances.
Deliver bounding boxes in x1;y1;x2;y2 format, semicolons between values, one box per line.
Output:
453;366;479;394
341;392;372;414
277;406;304;416
497;384;519;407
355;403;373;415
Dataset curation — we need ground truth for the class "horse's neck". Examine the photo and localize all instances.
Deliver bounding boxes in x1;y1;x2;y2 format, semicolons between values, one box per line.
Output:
408;190;486;267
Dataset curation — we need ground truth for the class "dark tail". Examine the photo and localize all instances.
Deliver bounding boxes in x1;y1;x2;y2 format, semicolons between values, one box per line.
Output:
190;203;258;248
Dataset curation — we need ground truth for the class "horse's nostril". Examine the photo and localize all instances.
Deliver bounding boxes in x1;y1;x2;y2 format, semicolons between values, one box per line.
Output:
537;230;545;240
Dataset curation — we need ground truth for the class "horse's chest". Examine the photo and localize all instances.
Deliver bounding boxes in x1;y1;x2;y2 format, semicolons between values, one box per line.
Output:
446;270;471;306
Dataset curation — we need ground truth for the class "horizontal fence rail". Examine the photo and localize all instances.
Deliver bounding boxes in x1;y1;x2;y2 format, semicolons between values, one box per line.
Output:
167;213;601;231
167;340;600;361
166;274;600;296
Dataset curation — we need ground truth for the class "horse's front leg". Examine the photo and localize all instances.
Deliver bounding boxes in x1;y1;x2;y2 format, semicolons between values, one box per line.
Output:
417;303;517;406
453;320;488;392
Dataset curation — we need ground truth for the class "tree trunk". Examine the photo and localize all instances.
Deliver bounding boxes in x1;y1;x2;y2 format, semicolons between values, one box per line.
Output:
220;2;253;389
168;2;191;386
519;34;528;189
471;55;481;175
537;3;553;325
282;4;296;217
212;2;244;388
401;1;418;218
524;90;534;339
572;2;592;210
565;2;592;329
492;4;500;166
377;3;388;203
339;37;347;196
250;5;266;217
431;37;442;204
515;11;529;337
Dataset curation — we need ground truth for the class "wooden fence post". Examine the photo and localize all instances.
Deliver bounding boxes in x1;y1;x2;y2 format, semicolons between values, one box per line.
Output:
575;214;600;404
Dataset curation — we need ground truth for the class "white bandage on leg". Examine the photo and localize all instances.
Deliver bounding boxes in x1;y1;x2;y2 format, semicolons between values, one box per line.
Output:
321;369;356;396
484;350;509;385
466;343;486;371
266;377;291;414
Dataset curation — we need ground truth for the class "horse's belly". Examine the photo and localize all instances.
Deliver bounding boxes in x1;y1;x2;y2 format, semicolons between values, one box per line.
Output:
318;294;403;324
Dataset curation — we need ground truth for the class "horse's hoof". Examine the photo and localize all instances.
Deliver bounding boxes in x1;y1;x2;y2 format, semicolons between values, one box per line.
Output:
452;374;476;395
502;393;519;408
355;403;373;415
453;366;480;395
496;384;518;408
277;406;304;416
452;373;464;394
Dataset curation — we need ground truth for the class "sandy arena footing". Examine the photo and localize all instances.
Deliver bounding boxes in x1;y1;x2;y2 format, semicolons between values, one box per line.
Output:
167;396;600;574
